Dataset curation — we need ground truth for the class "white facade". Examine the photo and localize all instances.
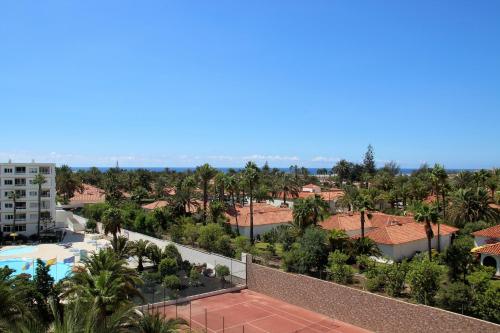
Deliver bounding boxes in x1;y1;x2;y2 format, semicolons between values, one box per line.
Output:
377;234;454;261
479;253;500;277
0;162;56;237
230;223;290;238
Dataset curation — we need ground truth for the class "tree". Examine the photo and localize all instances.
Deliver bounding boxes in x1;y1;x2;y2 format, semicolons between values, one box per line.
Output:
131;239;151;272
162;275;181;298
363;144;376;176
110;235;132;259
196;163;217;221
102;208;124;244
327;251;353;284
292;195;329;234
56;165;82;204
353;194;374;239
442;237;474;282
32;173;46;240
158;258;178;277
431;164;448;251
448;188;499;227
414;204;438;261
437;282;474;315
280;173;300;207
215;264;230;286
136;312;185;333
243;162;260;244
226;175;240;234
333;159;352;185
282;227;328;275
407;257;444;305
7;191;18;240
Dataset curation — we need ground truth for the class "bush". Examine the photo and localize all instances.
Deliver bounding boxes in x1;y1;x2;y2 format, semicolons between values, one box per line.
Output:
437;282;474;315
189;267;202;286
183;223;199;245
163;275;181;293
407;257;444;305
198;224;225;252
282;227;328;275
442;236;474;282
83;219;96;233
169;224;183;243
384;261;409;297
215;264;230;281
328;251;353;284
158;258;178;277
215;235;234;257
163;244;182;266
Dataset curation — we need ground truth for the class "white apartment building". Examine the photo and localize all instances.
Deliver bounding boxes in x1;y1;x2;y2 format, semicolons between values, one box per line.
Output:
0;162;56;237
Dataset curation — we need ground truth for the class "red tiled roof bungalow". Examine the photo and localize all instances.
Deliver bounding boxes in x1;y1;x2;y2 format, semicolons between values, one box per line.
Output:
302;183;322;193
320;212;415;236
225;203;293;238
362;222;458;260
472;224;500;247
65;184;106;208
472;242;500;276
142;199;202;213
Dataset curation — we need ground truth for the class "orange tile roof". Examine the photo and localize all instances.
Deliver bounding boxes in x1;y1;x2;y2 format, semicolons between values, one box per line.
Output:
142;200;168;210
490;203;500;210
225;203;293;227
320;212;415;232
472;224;500;238
298;190;344;201
70;184;105;204
302;184;321;190
363;222;458;245
474;242;500;256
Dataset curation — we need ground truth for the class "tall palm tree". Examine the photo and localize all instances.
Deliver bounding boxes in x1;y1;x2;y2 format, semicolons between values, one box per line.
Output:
226;175;240;235
7;191;18;240
431;164;447;252
414;204;438;261
280;173;300;207
0;271;31;332
195;163;217;221
243;162;259;244
131;239;151;272
110;235;132;259
32;173;46;240
353;194;374;239
102;208;124;244
136;312;185;333
146;243;163;268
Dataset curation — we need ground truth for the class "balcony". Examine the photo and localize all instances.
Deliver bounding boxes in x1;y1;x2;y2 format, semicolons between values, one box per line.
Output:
15;167;26;174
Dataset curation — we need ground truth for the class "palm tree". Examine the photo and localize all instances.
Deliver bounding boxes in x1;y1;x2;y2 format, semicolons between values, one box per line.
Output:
136;312;185;333
102;208;124;244
0;270;32;332
226;175;240;235
414;204;438;261
280;173;300;207
243;162;259;244
7;191;18;240
353;194;374;239
448;188;499;227
195;163;217;221
32;173;46;240
431;164;447;252
146;243;163;268
110;235;132;259
131;239;151;272
292;195;329;234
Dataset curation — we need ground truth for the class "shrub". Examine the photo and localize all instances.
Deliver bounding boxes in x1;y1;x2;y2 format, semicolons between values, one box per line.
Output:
442;236;474;282
163;244;182;266
407;257;444;305
437;282;474;315
215;264;230;281
169;224;183;243
198;224;225;252
183;223;199;245
328;251;353;285
384;260;409;297
158;258;178;277
189;267;202;286
86;219;97;232
215;235;234;257
163;275;181;295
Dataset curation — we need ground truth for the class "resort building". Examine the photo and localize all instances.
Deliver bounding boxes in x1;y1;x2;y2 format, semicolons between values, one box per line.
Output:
60;183;106;208
0;162;56;236
271;186;344;212
361;222;458;261
225;203;293;238
472;225;500;276
320;212;415;236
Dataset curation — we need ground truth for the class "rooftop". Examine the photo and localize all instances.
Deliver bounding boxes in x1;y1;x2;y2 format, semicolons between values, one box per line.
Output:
473;242;500;256
320;212;416;232
225;203;293;227
70;184;105;205
472;224;500;239
362;222;458;245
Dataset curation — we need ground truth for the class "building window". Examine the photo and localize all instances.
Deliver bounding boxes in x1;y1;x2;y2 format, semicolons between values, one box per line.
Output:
3;225;11;232
4;168;13;173
4;203;13;209
29;167;38;173
3;179;13;185
29;202;38;208
5;214;14;220
15;178;26;186
15;190;26;198
29;191;37;197
15;213;26;221
40;212;51;220
15;202;26;209
15;167;26;174
39;167;50;174
41;190;50;198
41;201;50;209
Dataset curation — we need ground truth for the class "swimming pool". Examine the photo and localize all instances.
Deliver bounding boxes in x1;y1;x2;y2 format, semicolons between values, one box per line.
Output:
0;259;72;282
0;246;38;256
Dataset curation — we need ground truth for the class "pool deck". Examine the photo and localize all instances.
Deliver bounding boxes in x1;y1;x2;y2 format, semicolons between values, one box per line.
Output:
0;232;110;263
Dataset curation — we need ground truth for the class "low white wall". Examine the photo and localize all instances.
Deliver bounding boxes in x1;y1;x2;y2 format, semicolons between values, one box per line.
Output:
232;223;290;238
94;221;246;280
380;234;453;260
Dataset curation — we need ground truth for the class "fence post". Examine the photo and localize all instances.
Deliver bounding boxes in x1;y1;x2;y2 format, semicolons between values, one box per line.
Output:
230;259;233;285
205;308;208;333
222;316;225;333
189;301;192;332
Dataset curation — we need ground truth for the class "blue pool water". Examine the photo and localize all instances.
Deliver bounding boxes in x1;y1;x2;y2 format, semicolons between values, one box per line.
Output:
0;259;72;282
0;246;38;256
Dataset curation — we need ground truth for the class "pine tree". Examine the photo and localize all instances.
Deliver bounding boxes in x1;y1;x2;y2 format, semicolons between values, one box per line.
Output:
363;144;376;175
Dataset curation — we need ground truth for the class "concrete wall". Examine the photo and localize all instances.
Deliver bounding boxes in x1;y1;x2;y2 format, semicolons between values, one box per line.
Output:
385;234;453;260
95;221;246;280
246;262;500;333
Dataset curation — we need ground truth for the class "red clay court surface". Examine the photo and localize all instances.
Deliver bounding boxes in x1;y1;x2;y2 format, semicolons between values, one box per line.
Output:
157;289;370;333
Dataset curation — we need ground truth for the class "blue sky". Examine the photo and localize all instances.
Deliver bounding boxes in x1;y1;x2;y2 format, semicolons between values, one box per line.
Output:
1;1;499;168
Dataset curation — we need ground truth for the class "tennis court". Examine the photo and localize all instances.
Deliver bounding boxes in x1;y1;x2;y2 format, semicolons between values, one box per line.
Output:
156;289;370;333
